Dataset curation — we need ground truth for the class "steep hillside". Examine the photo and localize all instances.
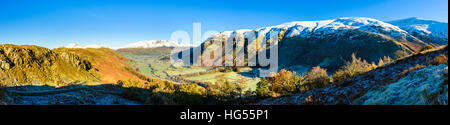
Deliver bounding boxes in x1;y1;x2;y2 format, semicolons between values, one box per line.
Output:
0;44;100;86
191;17;430;74
53;48;150;84
257;46;448;105
354;64;447;105
389;17;448;45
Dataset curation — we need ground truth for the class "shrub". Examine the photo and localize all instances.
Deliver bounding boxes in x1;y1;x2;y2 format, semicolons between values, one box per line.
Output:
174;84;205;104
430;54;448;66
256;78;273;97
150;81;176;93
146;92;176;105
256;68;333;97
207;78;244;98
332;54;374;83
221;67;234;72
121;79;149;101
268;69;302;95
377;56;393;67
394;50;409;59
303;66;330;89
176;84;203;95
221;80;235;96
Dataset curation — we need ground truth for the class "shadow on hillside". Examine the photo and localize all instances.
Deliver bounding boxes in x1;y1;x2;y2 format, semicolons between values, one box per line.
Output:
1;84;262;105
237;68;259;78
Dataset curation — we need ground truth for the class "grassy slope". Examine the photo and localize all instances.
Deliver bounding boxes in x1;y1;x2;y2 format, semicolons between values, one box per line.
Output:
53;48;150;84
0;45;100;86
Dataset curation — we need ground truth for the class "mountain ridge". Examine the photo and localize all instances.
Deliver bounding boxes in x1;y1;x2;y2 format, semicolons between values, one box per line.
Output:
190;17;432;74
122;40;197;49
389;17;448;45
64;43;109;49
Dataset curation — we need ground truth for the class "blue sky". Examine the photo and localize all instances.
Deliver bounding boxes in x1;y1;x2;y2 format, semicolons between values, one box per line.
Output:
0;0;448;48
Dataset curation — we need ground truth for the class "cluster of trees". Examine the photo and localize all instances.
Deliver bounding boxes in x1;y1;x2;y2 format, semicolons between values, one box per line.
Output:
332;54;391;83
256;67;329;97
430;54;447;66
256;53;393;97
119;79;210;105
206;74;246;99
119;73;248;105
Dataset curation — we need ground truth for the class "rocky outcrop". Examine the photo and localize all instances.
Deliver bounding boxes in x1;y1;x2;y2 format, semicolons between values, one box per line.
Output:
58;52;93;71
0;44;100;86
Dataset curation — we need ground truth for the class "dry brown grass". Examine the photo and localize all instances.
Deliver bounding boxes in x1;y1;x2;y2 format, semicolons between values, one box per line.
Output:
430;54;448;66
54;48;148;84
304;66;330;89
395;64;427;82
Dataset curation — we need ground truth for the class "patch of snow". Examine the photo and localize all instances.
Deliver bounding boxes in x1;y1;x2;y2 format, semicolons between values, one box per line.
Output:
389;17;448;44
121;40;197;49
64;43;108;49
207;17;411;44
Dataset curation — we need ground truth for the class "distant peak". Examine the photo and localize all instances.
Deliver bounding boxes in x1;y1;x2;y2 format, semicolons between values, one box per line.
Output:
64;43;108;49
121;40;198;49
389;17;445;24
406;17;420;20
214;17;405;39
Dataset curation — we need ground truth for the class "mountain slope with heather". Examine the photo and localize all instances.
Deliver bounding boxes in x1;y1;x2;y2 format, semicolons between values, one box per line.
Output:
53;47;154;84
257;46;448;105
0;44;101;86
0;45;161;86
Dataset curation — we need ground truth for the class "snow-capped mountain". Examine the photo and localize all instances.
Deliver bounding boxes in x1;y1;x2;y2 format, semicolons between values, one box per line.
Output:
389;17;448;45
64;43;108;49
190;17;430;74
122;40;197;49
208;17;413;43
